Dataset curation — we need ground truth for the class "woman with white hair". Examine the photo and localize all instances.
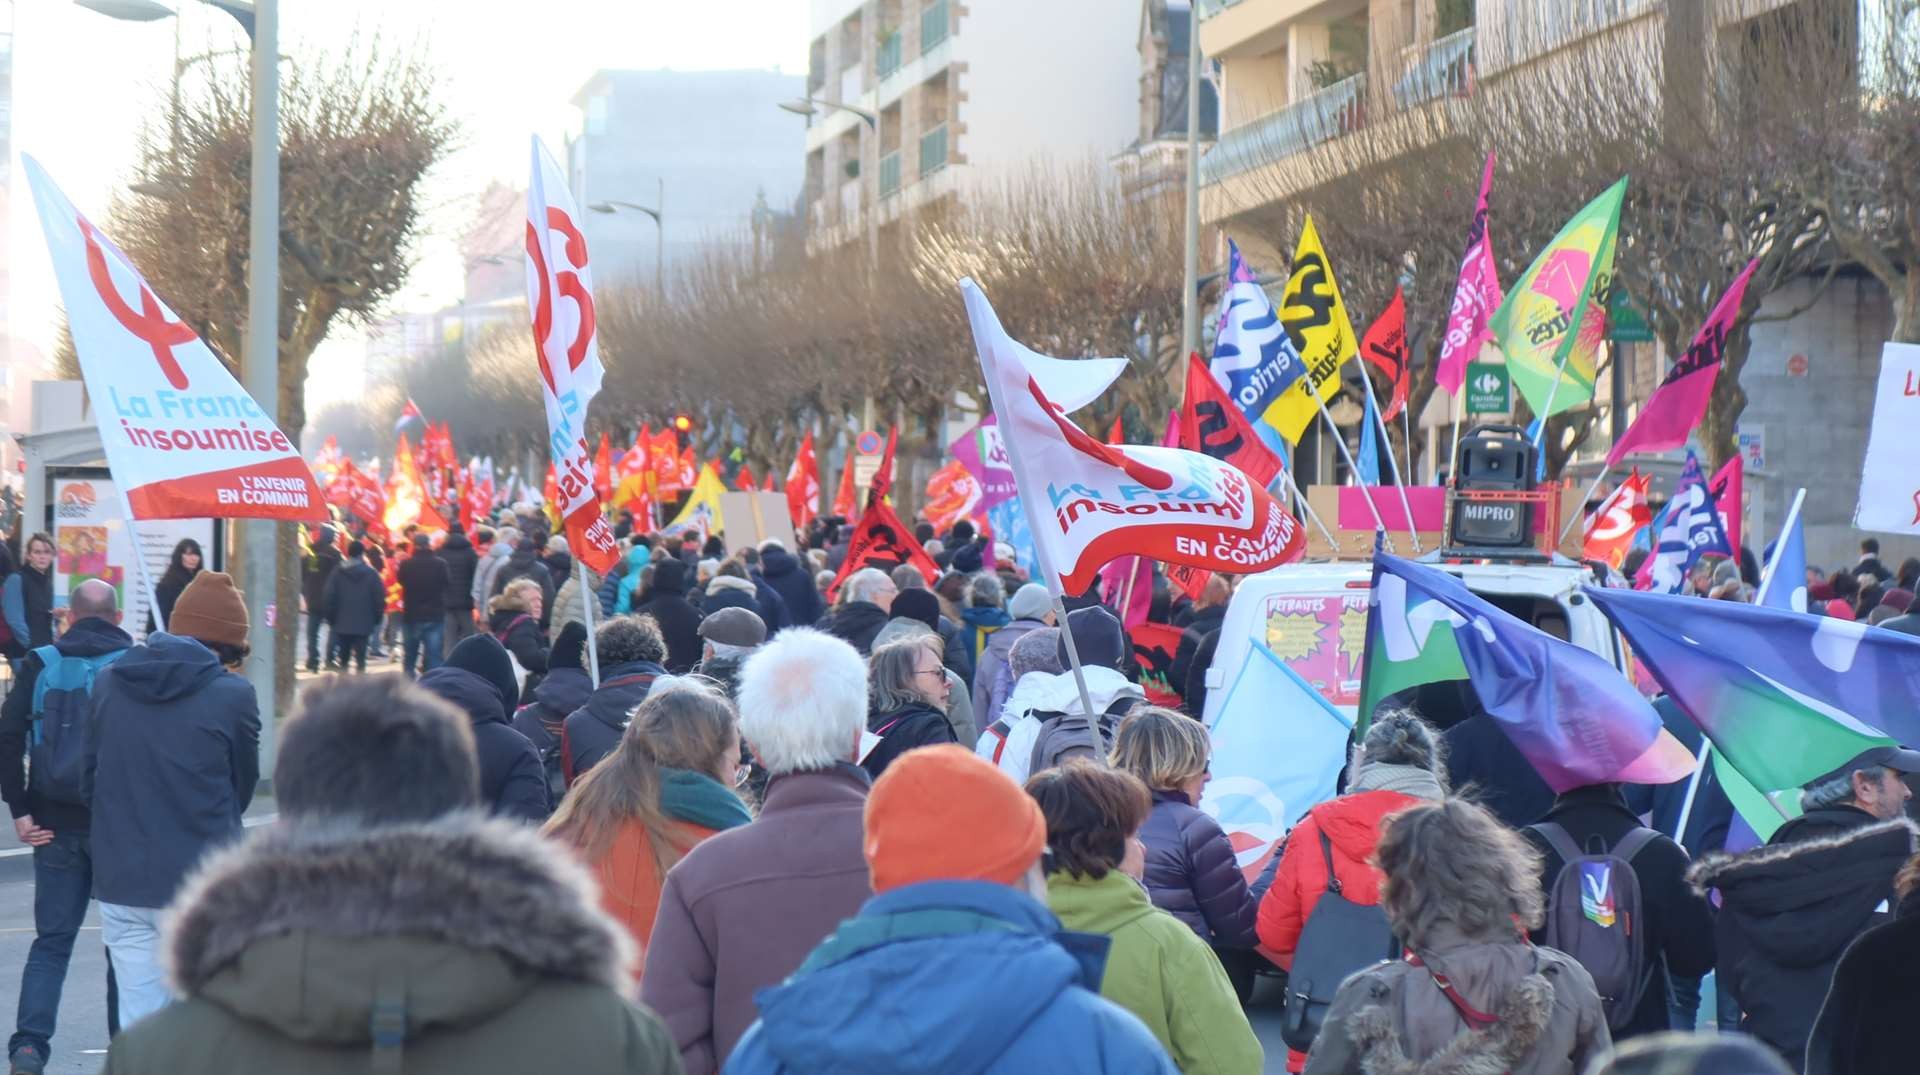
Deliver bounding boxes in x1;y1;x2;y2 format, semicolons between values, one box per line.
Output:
1304;798;1609;1075
641;628;877;1075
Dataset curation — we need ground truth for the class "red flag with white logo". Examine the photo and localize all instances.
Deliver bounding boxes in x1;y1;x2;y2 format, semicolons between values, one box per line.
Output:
1583;468;1651;569
1180;352;1283;490
786;431;820;529
525;138;618;574
25;157;323;520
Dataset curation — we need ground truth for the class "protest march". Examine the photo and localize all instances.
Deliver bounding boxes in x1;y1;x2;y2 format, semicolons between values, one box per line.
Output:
4;4;1920;1075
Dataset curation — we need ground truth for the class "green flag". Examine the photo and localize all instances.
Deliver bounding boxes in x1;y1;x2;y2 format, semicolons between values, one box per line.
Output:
1489;177;1626;419
1357;568;1469;737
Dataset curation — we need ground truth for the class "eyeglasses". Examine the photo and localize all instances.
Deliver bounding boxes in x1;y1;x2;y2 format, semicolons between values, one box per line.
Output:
733;763;753;788
914;665;945;679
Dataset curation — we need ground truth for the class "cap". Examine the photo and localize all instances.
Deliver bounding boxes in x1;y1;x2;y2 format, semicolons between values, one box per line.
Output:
1807;745;1920;788
699;606;767;648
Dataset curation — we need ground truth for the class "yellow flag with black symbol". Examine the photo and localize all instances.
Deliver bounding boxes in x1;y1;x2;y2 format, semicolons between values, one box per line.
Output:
1264;216;1358;444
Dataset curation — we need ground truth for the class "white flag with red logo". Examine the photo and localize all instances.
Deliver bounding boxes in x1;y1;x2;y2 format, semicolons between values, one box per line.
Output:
25;157;323;520
525;137;618;575
961;280;1305;596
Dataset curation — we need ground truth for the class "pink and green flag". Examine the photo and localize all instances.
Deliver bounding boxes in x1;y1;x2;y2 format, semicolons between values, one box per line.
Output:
1489;177;1627;419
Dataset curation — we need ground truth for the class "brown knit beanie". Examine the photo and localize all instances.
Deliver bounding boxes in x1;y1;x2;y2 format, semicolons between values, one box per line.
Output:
169;571;249;649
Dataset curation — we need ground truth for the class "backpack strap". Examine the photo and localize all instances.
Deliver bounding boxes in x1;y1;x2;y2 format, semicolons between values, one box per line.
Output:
1318;829;1344;896
984;719;1011;764
27;645;60;717
1529;821;1585;871
1611;826;1661;865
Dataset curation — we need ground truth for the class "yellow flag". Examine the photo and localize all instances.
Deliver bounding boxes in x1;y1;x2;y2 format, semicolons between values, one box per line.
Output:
1263;216;1358;444
664;464;728;540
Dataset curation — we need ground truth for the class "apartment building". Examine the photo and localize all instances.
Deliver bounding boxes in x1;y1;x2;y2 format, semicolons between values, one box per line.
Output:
1191;0;1920;567
800;0;1140;254
1112;0;1221;203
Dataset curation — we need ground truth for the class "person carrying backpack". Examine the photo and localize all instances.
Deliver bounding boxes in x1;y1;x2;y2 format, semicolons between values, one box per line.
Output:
0;580;133;1075
1026;606;1144;774
1521;781;1715;1042
511;622;591;809
1257;707;1449;1072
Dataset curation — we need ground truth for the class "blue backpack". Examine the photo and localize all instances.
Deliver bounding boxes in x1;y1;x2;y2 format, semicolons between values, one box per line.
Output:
29;644;126;805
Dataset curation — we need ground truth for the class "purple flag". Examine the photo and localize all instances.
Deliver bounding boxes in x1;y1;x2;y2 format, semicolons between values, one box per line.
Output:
950;414;1017;511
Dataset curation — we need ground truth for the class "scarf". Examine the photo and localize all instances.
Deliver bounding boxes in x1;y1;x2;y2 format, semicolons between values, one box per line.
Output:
1348;761;1445;801
660;767;753;831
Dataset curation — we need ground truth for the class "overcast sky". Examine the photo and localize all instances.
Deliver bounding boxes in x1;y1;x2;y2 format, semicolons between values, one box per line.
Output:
9;0;808;406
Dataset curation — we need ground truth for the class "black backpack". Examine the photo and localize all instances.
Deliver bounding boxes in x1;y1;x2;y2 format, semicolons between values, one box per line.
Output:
1282;830;1401;1053
1530;821;1659;1032
1027;694;1140;775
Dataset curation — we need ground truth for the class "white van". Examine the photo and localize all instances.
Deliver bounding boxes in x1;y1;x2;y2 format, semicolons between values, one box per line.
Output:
1198;556;1628;725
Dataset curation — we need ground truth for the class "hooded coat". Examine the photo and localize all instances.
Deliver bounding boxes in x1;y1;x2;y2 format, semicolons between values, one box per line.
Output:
415;667;551;822
492;544;556;629
642;763;873;1075
614;544;653;614
487;605;550;700
700;575;763;620
971;617;1043;735
83;633;259;909
977;665;1142;788
860;700;958;781
758;545;821;627
1301;921;1609;1075
1140;787;1259;949
560;658;667;785
323;558;386;636
1048;870;1264;1075
552;568;598;633
725;880;1178;1075
817;600;891;655
438;529;479;612
1257;788;1429;969
101;815;682;1075
636;558;704;673
1686;810;1916;1069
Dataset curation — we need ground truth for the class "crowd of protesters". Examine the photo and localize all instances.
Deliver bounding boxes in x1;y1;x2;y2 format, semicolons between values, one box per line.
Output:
0;504;1905;1074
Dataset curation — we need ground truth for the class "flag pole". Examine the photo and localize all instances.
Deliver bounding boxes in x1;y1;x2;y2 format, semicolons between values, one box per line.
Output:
116;490;166;636
1311;393;1396;554
1559;467;1613;545
1277;465;1340;551
1672;742;1711;847
1355;362;1422;553
576;558;601;688
1752;487;1807;606
1447;388;1465;482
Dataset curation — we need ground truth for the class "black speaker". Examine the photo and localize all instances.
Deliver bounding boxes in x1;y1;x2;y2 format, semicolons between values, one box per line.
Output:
1450;425;1536;548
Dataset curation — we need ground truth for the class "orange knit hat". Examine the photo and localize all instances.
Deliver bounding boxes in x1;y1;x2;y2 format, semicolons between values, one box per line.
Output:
863;745;1047;894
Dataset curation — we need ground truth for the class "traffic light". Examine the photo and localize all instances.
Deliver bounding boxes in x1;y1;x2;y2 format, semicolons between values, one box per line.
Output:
672;413;693;433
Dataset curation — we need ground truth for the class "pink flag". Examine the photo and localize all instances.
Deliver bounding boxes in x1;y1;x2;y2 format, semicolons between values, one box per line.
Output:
1437;153;1501;395
1605;260;1758;468
1709;454;1744;555
1099;556;1154;630
1160;408;1180;448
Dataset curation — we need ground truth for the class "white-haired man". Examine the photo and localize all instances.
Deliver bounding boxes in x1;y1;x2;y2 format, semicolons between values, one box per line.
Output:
816;566;895;655
641;627;873;1075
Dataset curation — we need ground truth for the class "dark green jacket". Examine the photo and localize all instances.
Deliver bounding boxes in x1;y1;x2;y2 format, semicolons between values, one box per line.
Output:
103;814;683;1075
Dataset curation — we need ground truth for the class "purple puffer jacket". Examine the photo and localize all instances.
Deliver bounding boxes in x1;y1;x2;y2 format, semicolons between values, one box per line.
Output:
1139;787;1260;947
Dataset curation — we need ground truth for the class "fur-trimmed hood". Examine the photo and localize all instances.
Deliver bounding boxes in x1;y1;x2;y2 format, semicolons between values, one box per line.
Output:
1688;814;1915;967
163;813;635;1044
1346;974;1554;1075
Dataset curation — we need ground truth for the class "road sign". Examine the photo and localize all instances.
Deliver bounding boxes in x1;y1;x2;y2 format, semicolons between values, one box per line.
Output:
1608;288;1655;342
855;430;883;456
852;430;885;490
1465;362;1511;415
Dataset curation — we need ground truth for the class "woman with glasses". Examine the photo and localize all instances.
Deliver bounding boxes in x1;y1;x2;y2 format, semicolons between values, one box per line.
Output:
543;677;753;981
1110;706;1265;1003
861;636;959;779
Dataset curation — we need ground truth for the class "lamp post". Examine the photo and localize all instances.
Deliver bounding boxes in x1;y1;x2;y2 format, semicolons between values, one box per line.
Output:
779;97;879;269
589;180;665;305
80;0;281;766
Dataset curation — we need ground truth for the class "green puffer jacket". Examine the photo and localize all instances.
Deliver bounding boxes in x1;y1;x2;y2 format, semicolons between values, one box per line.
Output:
103;814;683;1075
1047;870;1264;1075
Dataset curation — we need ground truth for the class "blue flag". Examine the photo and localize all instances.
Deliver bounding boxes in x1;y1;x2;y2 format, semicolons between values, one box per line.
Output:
1641;450;1732;593
1368;555;1694;791
1203;640;1351;879
1209;240;1310;428
1759;508;1809;613
1357;392;1381;485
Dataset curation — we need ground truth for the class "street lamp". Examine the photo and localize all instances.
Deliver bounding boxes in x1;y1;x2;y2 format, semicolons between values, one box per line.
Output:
589;180;666;305
778;97;880;268
80;0;282;761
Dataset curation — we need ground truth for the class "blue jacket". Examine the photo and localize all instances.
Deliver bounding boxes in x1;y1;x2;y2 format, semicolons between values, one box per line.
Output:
725;880;1176;1075
84;632;259;908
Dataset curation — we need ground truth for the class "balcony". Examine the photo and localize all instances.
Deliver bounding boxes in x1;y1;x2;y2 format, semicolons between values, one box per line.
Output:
919;123;949;175
839;177;862;222
921;0;949;55
879;151;903;198
1393;26;1476;108
1200;73;1365;185
838;62;862;104
877;32;903;80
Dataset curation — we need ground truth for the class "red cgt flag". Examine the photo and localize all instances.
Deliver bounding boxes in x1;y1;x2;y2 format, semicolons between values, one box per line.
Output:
867;427;898;510
651;427;683;494
1583;468;1652;569
1360;286;1410;421
1180;352;1283;490
736;464;757;493
593;433;614;503
831;451;857;520
787;430;821;529
826;497;939;601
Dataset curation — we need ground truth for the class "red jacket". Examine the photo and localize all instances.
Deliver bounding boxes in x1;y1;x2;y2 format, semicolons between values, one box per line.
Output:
1256;789;1422;968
